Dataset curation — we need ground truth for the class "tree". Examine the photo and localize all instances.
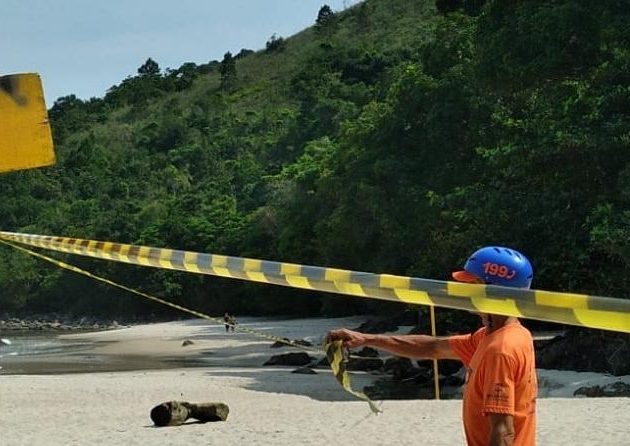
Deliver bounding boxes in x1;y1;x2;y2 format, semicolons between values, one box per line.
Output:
475;1;601;87
266;34;286;53
48;95;106;144
219;51;237;91
315;5;336;36
235;48;255;59
138;58;161;77
435;0;487;15
435;0;463;14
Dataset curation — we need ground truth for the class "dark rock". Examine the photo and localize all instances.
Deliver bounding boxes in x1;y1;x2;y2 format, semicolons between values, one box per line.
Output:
355;346;379;358
391;310;422;326
574;382;630;397
602;381;630;396
382;358;435;384
440;359;464;376
417;359;463;376
0;313;130;331
364;378;435;400
536;328;630;376
406;324;431;335
347;357;383;372
352;319;399;334
181;340;194;347
383;357;416;380
263;352;314;366
574;385;604;397
405;310;479;336
406;323;458;337
270;338;291;348
291;367;318;375
270;338;312;348
442;368;466;387
407;367;433;385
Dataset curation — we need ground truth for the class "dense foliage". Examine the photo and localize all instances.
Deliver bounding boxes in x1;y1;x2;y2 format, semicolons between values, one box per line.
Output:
1;0;629;325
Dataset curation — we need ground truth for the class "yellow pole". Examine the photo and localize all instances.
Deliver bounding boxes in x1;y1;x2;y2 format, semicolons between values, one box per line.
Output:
430;305;440;400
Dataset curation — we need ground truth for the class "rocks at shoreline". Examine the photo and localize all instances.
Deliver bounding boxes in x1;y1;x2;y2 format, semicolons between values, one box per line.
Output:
285;318;630;400
352;318;399;334
574;381;630;397
535;328;630;376
0;315;128;331
269;338;313;348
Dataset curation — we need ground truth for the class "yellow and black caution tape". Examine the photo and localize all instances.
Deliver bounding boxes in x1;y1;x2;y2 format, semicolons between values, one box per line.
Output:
326;340;381;414
1;231;628;333
0;239;380;411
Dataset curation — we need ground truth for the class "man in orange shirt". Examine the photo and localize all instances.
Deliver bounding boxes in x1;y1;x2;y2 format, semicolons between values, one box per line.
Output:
326;246;537;446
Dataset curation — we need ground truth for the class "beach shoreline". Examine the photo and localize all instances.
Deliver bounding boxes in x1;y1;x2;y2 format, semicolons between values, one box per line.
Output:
1;318;629;445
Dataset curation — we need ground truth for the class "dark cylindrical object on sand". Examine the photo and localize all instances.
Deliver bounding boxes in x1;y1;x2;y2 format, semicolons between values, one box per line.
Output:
150;401;229;426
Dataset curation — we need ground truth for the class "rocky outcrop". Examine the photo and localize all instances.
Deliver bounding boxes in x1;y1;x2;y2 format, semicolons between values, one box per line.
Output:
291;367;317;374
383;357;417;380
263;352;314;366
352;319;399;334
574;382;630;397
347;356;384;371
364;379;436;400
347;346;383;371
270;337;292;348
535;328;630;376
0;314;128;331
270;338;313;348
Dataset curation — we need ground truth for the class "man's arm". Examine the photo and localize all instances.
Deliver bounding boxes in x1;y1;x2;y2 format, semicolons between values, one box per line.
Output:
325;328;459;360
488;414;515;446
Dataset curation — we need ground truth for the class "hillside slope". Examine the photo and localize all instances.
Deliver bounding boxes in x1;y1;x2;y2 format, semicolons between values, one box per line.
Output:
1;0;629;324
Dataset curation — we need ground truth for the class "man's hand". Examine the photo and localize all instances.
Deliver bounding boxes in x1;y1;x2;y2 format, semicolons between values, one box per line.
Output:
325;328;370;349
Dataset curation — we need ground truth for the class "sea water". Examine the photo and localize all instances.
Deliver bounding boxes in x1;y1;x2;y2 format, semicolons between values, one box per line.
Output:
0;331;63;357
0;331;94;365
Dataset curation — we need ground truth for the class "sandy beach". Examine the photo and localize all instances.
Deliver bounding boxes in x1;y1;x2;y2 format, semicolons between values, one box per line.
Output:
1;317;629;445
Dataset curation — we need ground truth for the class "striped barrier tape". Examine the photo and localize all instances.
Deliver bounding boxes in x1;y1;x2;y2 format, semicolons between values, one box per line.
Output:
326;341;381;414
0;231;629;334
0;239;319;353
0;239;380;411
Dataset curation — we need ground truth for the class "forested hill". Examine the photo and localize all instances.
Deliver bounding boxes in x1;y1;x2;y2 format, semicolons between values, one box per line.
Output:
1;0;629;322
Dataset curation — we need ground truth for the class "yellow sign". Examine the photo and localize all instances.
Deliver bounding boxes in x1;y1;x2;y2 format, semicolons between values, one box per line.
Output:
0;73;55;173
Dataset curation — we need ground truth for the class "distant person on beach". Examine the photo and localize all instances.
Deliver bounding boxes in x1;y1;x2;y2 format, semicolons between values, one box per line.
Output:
229;315;237;332
223;313;231;333
326;246;537;446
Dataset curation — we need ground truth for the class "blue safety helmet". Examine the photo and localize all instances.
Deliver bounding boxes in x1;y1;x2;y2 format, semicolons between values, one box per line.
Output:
452;246;533;289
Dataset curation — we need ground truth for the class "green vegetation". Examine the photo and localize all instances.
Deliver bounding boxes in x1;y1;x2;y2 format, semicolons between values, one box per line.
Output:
1;0;629;323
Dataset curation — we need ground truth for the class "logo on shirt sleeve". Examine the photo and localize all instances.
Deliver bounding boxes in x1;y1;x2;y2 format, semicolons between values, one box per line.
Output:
488;383;510;404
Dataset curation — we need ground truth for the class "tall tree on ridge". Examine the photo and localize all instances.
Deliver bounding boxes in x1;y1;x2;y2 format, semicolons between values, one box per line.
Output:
220;51;237;91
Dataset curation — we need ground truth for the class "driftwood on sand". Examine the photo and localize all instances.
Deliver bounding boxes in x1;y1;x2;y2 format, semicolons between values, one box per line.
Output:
150;401;229;426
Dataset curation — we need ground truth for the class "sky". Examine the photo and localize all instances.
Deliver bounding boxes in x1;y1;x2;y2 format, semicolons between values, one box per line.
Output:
1;0;361;106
